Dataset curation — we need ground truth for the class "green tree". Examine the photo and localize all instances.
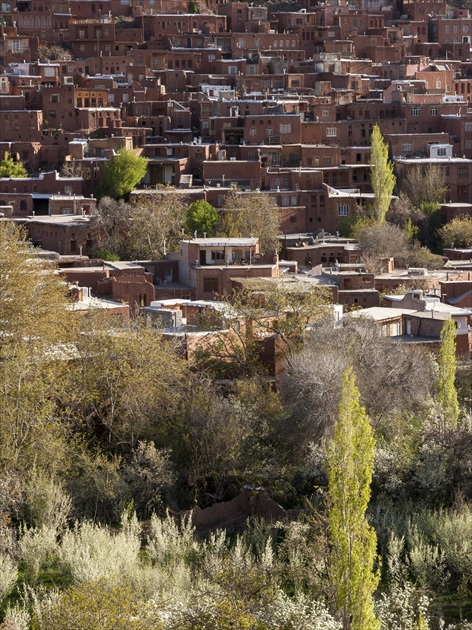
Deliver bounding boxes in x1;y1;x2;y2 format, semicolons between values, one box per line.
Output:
97;149;148;199
437;318;459;427
369;125;395;223
438;215;472;249
327;367;380;630
220;189;281;254
0;152;28;178
186;200;218;237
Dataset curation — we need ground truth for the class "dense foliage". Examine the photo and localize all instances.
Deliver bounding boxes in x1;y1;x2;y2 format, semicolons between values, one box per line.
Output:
0;152;28;179
97;149;148;199
0;223;471;629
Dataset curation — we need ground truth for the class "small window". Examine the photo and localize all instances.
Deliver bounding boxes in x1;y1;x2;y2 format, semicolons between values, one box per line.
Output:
203;277;219;293
326;127;337;136
338;204;349;216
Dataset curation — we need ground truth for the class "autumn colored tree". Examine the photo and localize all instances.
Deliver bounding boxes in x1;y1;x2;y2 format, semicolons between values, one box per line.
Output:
327;367;380;630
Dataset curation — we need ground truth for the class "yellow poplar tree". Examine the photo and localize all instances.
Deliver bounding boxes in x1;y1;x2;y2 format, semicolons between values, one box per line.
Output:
437;318;459;428
369;124;395;223
327;367;380;630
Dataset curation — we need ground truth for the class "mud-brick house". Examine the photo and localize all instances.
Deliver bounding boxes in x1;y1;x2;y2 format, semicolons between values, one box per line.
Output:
168;237;280;300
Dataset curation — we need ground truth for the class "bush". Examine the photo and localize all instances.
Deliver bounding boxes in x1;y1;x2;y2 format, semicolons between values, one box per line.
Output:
0;552;18;606
18;525;58;582
31;579;164;630
58;513;141;583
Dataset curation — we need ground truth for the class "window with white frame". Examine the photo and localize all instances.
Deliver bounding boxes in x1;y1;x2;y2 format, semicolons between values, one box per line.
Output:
411;107;420;116
465;122;472;132
280;123;292;134
402;142;413;154
430;107;438;115
338;205;349;216
326;127;337;136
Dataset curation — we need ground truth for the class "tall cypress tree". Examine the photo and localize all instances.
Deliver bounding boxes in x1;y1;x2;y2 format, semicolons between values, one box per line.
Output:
327;367;380;630
437;318;459;428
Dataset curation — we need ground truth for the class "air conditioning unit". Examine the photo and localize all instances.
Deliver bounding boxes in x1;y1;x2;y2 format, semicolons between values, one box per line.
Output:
63;76;74;85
